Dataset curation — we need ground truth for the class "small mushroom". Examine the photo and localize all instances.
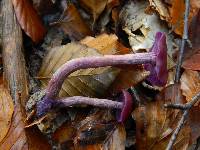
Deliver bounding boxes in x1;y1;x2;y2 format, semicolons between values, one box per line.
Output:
144;32;168;86
36;90;133;123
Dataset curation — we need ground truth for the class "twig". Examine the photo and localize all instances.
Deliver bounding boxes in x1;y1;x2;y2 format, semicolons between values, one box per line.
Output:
166;110;189;150
175;0;190;83
165;92;200;150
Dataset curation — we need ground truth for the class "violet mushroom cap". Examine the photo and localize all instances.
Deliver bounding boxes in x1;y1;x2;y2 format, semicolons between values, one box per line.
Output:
116;90;133;123
144;32;168;86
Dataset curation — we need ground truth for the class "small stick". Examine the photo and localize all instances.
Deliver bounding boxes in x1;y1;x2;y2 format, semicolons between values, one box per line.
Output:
175;0;190;83
165;92;200;150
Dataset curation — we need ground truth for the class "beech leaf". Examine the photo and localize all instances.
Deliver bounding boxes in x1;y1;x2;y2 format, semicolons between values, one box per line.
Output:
38;42;120;98
12;0;46;43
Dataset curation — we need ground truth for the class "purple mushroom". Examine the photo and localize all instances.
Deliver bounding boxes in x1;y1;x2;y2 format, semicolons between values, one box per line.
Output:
35;32;168;123
144;32;168;86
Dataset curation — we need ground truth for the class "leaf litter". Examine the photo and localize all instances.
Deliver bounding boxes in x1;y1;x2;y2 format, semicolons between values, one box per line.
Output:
0;0;200;149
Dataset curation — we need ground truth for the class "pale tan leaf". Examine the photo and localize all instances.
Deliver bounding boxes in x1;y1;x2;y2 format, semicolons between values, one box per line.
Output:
0;78;14;143
39;42;120;98
180;70;200;105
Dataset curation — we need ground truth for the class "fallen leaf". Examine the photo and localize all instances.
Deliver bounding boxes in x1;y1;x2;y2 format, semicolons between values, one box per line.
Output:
180;70;200;104
12;0;46;43
55;3;92;41
79;0;108;23
39;42;120;98
0;77;14;143
132;84;191;149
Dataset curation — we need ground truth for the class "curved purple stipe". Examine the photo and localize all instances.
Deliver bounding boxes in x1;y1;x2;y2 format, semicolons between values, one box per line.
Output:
144;32;168;86
116;90;133;123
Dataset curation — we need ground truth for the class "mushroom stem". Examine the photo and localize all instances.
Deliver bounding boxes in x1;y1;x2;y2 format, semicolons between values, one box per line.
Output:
46;52;156;99
57;96;123;109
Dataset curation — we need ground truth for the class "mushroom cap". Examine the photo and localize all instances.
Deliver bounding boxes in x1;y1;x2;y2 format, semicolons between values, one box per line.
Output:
144;32;168;86
116;90;133;123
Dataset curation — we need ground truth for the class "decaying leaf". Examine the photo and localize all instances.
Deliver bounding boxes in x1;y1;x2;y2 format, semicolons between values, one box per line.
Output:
12;0;46;43
180;70;200;104
119;0;172;52
132;84;191;149
39;42;120;98
55;3;92;41
79;0;108;23
119;0;175;70
0;78;14;143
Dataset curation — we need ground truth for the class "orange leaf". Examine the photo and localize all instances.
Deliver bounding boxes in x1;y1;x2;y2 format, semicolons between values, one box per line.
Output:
12;0;46;43
0;77;14;143
169;0;199;35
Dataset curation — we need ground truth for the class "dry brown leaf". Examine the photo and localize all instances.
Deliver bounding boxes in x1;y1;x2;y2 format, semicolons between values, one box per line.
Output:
12;0;46;43
180;70;200;104
132;84;191;150
79;0;108;23
0;78;14;143
39;42;120;98
56;3;92;41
